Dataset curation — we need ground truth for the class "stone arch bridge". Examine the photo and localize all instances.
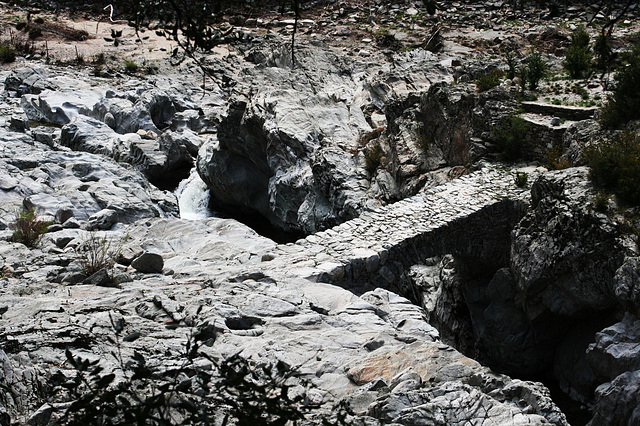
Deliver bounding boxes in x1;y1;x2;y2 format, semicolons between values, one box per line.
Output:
263;167;533;293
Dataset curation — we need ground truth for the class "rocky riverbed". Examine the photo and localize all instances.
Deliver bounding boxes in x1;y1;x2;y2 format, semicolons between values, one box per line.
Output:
1;1;640;425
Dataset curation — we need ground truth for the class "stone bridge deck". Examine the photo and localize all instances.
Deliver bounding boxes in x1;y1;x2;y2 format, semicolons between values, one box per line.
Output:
264;167;533;291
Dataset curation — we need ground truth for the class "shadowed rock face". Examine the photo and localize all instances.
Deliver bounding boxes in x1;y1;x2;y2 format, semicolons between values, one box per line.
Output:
197;41;455;235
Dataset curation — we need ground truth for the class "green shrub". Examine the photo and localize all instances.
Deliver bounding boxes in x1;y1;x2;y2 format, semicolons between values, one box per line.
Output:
11;208;51;248
573;84;589;99
514;171;528;187
594;33;613;73
0;43;16;63
123;59;139;73
364;142;383;172
60;312;318;425
492;115;530;161
524;51;547;90
593;192;609;212
505;51;518;80
74;232;122;276
92;65;105;77
476;69;504;92
584;131;640;205
28;27;42;39
600;44;640;129
563;27;592;79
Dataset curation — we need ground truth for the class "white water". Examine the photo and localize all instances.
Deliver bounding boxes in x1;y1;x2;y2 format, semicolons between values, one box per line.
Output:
175;168;213;220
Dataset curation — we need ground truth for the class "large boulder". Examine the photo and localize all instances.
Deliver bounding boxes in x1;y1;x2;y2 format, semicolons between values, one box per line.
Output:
511;168;627;318
197;42;459;234
586;314;640;383
588;369;640;426
0;126;178;227
4;68;59;96
198;44;373;233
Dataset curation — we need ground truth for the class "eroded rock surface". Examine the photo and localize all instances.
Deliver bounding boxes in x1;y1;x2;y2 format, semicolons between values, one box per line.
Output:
1;3;639;423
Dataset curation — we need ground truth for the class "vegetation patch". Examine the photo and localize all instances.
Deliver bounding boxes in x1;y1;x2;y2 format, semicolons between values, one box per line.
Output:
545;143;570;170
74;232;123;276
584;131;640;205
476;69;504;92
0;42;16;63
492;115;530;162
60;312;322;425
593;192;610;213
600;41;640;129
521;51;547;91
123;59;139;74
563;26;592;79
10;208;51;248
514;171;528;188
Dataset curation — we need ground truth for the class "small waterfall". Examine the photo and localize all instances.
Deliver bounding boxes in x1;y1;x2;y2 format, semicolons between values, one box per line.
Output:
175;168;213;220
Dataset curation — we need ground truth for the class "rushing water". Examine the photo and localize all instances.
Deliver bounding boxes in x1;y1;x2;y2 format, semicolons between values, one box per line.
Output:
175;168;213;220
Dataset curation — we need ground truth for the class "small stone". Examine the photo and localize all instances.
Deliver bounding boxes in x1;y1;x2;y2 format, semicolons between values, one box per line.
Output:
103;112;116;129
0;174;18;191
55;207;74;224
62;218;82;229
27;403;53;426
83;268;117;287
61;271;87;285
112;271;133;283
118;245;144;265
550;117;562;126
364;339;385;351
131;252;164;273
51;233;75;249
46;224;63;233
9;115;30;133
86;209;118;231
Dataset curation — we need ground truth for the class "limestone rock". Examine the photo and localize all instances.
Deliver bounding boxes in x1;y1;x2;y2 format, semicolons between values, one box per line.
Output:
197;41;456;234
588;369;640;426
60;116;119;157
511;168;624;318
586;314;640;382
420;82;517;165
614;256;640;315
4;68;58;96
131;252;164;273
86;209;118;231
